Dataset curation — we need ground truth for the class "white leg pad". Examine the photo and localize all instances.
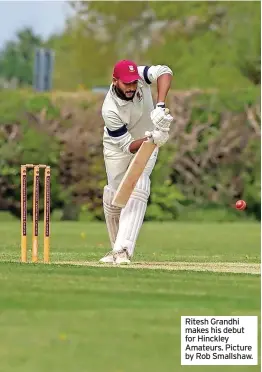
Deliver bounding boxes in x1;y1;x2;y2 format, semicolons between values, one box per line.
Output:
113;173;150;257
103;186;121;249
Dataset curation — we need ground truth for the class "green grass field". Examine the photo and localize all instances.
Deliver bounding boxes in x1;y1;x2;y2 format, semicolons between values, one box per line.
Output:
0;220;260;372
0;220;260;263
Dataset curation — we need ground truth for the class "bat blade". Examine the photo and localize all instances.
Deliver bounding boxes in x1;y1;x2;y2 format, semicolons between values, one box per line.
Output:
112;141;156;208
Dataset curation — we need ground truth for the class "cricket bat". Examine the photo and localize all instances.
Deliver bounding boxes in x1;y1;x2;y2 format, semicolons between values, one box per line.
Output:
112;140;156;208
112;108;170;208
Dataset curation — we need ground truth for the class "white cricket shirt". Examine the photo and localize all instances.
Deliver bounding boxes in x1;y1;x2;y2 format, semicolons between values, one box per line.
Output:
102;65;173;154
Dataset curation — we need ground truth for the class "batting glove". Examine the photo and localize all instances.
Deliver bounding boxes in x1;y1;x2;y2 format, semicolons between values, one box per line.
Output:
150;105;173;132
145;129;169;147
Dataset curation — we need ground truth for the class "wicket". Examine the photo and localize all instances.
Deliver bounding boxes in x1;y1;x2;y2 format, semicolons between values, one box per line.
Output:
21;164;51;263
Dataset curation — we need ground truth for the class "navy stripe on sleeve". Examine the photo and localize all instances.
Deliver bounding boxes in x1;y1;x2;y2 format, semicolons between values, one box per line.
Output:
143;66;152;84
107;124;127;137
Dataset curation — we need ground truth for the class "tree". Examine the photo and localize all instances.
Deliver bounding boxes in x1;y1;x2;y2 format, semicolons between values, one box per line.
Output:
52;1;155;88
0;27;43;86
49;1;260;90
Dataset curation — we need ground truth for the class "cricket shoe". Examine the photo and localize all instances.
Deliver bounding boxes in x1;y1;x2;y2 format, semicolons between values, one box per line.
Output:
99;251;114;264
113;249;131;265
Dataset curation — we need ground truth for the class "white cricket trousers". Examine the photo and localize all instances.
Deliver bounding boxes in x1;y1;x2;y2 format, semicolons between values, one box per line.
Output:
103;147;158;256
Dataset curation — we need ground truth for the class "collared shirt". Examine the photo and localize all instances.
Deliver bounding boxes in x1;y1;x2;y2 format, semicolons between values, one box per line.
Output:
102;65;173;154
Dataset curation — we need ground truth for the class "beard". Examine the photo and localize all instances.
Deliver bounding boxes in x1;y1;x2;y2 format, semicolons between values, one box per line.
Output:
113;85;136;101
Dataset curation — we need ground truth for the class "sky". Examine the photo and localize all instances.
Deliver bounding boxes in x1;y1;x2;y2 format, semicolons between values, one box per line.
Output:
0;1;73;48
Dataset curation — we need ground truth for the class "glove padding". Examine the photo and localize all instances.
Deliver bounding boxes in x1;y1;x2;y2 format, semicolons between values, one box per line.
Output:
145;129;169;147
150;107;173;132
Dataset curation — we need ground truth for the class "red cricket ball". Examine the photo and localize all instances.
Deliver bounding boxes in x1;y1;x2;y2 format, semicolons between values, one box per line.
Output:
235;200;247;210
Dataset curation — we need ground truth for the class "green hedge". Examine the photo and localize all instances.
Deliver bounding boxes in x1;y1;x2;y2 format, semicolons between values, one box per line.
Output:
0;88;260;221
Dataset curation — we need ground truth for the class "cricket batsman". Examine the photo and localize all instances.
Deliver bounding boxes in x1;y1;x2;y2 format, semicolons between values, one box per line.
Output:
100;59;173;264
